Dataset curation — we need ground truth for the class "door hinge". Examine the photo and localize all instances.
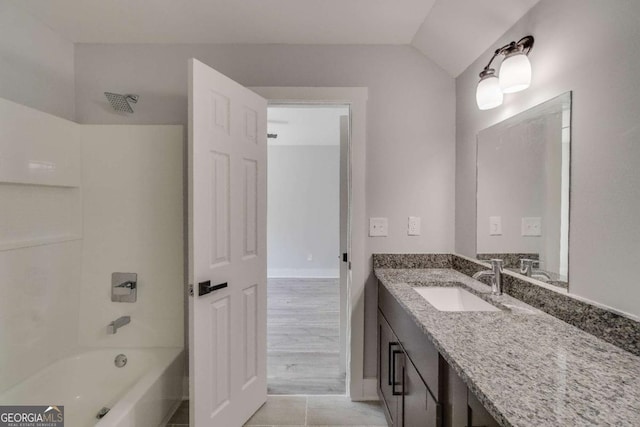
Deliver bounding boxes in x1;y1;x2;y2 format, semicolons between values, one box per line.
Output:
188;284;194;297
342;253;348;263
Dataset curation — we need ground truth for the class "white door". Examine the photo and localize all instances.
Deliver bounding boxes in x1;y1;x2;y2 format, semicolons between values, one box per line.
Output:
188;58;267;427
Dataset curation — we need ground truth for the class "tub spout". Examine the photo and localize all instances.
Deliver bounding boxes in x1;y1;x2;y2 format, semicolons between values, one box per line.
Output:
107;316;131;334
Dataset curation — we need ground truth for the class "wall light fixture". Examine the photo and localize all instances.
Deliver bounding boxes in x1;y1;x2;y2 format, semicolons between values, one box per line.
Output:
476;35;534;110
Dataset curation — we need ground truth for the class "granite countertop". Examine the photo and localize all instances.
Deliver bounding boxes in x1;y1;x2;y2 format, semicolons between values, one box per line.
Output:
375;268;640;427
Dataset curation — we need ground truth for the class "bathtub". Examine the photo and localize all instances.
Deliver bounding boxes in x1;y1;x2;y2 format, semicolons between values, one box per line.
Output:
0;347;184;427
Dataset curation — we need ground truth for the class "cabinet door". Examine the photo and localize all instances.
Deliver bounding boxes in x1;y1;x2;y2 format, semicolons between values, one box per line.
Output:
403;356;440;427
468;391;500;427
378;311;400;425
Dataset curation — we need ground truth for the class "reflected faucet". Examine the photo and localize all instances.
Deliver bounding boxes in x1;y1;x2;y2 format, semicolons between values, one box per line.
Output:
107;316;131;334
472;259;504;295
520;259;552;282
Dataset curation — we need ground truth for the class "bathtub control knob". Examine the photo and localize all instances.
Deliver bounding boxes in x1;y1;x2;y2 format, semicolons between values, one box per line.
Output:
114;354;127;368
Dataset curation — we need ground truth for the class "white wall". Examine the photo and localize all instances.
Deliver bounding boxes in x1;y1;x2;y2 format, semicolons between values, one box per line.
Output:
0;1;75;120
268;145;340;278
79;125;184;347
267;106;345;278
74;44;456;377
0;98;82;393
456;0;640;317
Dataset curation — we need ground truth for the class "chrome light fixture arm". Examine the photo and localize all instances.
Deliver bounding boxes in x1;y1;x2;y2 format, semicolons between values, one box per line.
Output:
479;36;535;78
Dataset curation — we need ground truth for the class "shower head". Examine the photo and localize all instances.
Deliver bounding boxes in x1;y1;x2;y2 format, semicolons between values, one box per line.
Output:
104;92;139;113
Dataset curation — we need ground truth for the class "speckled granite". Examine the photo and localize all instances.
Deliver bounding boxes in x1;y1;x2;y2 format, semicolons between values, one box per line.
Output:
477;253;539;268
451;254;640;357
372;253;452;269
373;254;640;357
451;254;485;277
501;273;640;356
375;268;640;427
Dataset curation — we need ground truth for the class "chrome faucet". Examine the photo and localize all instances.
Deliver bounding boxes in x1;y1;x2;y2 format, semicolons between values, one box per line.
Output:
107;316;131;334
520;259;552;282
472;259;504;295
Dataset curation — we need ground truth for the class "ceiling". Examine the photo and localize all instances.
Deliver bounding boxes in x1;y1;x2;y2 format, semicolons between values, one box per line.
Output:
10;0;539;77
410;0;540;76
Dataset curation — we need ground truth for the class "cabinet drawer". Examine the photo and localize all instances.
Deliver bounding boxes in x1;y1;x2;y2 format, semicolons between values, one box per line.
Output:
379;281;440;399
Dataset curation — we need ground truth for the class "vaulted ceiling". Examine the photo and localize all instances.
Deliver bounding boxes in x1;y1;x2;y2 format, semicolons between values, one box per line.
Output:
10;0;539;76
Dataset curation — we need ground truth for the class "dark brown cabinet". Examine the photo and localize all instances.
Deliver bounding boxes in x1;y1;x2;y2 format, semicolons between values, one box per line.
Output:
403;355;440;427
378;281;499;427
378;311;440;427
468;391;500;427
378;313;402;425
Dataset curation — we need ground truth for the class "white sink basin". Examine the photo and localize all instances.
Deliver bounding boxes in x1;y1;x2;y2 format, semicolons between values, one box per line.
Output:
413;287;500;312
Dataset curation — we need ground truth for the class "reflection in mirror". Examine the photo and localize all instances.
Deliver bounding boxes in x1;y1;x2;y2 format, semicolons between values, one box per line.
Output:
476;92;571;289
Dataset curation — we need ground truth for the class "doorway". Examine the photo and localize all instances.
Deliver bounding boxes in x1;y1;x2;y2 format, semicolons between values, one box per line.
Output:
266;105;349;395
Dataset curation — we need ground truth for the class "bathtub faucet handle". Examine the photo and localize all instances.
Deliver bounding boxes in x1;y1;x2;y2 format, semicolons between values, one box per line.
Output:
115;280;136;289
112;272;137;303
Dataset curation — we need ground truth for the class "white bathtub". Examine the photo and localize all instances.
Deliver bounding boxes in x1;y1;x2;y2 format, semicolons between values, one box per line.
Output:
0;347;184;427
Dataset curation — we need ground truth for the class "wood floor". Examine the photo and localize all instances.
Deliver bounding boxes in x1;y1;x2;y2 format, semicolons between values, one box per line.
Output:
267;278;345;395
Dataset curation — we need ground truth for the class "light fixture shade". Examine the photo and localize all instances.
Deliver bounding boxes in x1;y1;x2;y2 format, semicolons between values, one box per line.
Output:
499;52;532;93
476;74;503;110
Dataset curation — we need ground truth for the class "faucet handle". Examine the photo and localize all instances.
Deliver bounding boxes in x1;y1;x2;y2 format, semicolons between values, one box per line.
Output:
490;259;504;270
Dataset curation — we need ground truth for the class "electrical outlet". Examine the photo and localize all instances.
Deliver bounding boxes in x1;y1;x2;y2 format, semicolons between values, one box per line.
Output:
489;216;502;235
521;217;542;236
408;216;421;236
369;217;388;237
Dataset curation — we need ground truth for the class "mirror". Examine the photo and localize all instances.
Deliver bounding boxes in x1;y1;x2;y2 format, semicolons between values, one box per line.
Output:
476;92;571;289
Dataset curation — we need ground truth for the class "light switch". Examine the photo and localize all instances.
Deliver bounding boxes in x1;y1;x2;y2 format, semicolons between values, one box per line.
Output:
522;217;542;236
369;217;388;237
489;216;502;236
408;217;421;236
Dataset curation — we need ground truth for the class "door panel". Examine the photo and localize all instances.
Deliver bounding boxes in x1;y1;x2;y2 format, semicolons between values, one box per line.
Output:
189;58;267;426
242;284;258;386
210;296;231;413
210;152;231;266
378;311;399;425
243;159;258;259
404;356;440;427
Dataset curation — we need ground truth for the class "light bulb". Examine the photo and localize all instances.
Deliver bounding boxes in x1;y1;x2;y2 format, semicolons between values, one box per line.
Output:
499;52;532;93
476;72;503;110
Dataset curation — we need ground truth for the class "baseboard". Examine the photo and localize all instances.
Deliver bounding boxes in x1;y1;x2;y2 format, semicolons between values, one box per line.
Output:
267;268;339;279
361;378;379;401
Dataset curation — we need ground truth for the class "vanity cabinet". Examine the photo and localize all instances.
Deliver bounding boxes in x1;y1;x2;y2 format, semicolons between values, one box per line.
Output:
378;312;440;427
378;281;499;427
378;313;402;425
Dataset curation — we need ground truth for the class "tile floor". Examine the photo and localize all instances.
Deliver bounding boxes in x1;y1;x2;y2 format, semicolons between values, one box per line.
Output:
167;395;388;426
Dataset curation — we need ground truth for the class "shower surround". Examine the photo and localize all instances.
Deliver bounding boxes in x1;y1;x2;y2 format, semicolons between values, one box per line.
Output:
0;97;185;426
